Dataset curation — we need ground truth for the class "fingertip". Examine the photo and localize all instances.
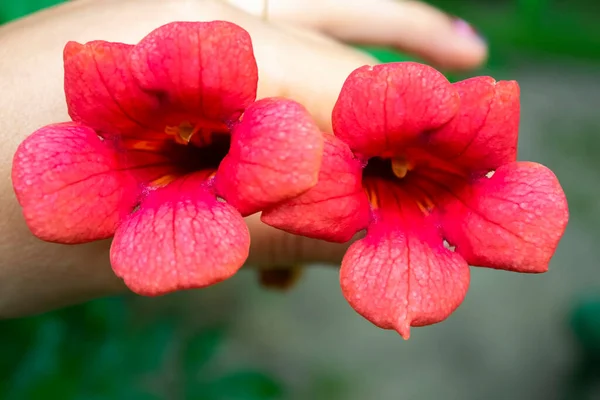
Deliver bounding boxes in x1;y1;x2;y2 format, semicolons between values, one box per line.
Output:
436;17;488;71
389;8;489;71
428;37;488;72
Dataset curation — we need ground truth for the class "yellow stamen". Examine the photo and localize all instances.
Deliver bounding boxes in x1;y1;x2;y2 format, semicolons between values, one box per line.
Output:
363;181;380;209
125;140;167;152
410;181;435;215
164;119;229;146
150;174;179;188
165;121;199;145
177;123;196;143
391;157;414;179
422;195;435;211
416;197;435;215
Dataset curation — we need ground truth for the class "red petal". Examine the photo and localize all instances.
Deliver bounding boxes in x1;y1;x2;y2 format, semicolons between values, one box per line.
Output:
129;21;258;124
341;220;470;339
110;172;250;295
332;62;459;158
215;98;323;216
439;162;569;273
64;41;160;135
261;134;370;242
428;77;520;174
11;123;159;243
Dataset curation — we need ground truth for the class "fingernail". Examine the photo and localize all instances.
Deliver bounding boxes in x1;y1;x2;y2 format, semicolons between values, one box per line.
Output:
452;17;486;44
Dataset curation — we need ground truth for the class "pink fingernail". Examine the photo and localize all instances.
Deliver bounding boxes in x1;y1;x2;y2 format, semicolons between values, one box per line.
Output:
453;18;486;43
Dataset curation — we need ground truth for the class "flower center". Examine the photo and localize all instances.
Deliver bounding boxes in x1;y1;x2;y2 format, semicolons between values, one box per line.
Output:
164;119;229;147
162;120;231;177
362;151;468;216
363;157;412;181
114;118;233;189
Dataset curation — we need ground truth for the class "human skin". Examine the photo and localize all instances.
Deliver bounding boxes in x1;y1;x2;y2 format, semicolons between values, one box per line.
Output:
0;0;486;317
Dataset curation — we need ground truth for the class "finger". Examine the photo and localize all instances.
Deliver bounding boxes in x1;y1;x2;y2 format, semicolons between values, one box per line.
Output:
320;0;488;71
0;0;371;316
228;0;488;71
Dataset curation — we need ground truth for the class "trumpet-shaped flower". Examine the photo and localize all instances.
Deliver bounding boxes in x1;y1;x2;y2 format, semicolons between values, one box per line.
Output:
262;62;569;338
12;22;323;295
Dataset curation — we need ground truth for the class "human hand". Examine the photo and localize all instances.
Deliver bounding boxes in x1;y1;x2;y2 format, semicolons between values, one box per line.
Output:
0;0;487;317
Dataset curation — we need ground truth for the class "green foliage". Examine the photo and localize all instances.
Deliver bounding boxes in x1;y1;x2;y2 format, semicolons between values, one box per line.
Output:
181;328;284;399
564;297;600;400
308;373;349;400
184;327;227;374
570;297;600;357
0;297;284;400
196;371;284;400
0;0;66;24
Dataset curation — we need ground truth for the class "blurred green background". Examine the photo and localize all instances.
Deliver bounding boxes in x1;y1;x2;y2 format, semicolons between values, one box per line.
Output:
1;1;599;399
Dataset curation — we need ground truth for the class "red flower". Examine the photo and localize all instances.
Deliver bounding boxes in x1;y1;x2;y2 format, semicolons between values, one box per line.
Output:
12;22;323;295
263;62;569;338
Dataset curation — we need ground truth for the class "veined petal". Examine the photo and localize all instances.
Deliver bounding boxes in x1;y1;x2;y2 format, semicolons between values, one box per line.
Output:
64;41;160;136
341;216;470;339
261;134;370;242
129;21;258;125
11;122;167;243
439;162;569;273
332;62;460;159
428;77;520;174
215;98;323;216
110;172;250;296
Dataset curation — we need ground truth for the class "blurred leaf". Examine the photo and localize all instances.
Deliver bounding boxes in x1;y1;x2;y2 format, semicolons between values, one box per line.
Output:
85;296;129;334
183;327;227;399
570;297;600;356
184;326;227;375
73;387;162;400
0;0;66;24
562;358;600;400
21;370;79;400
516;0;548;26
6;317;67;400
0;318;39;384
128;318;177;375
80;332;129;393
310;373;348;400
112;387;163;400
202;371;284;400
